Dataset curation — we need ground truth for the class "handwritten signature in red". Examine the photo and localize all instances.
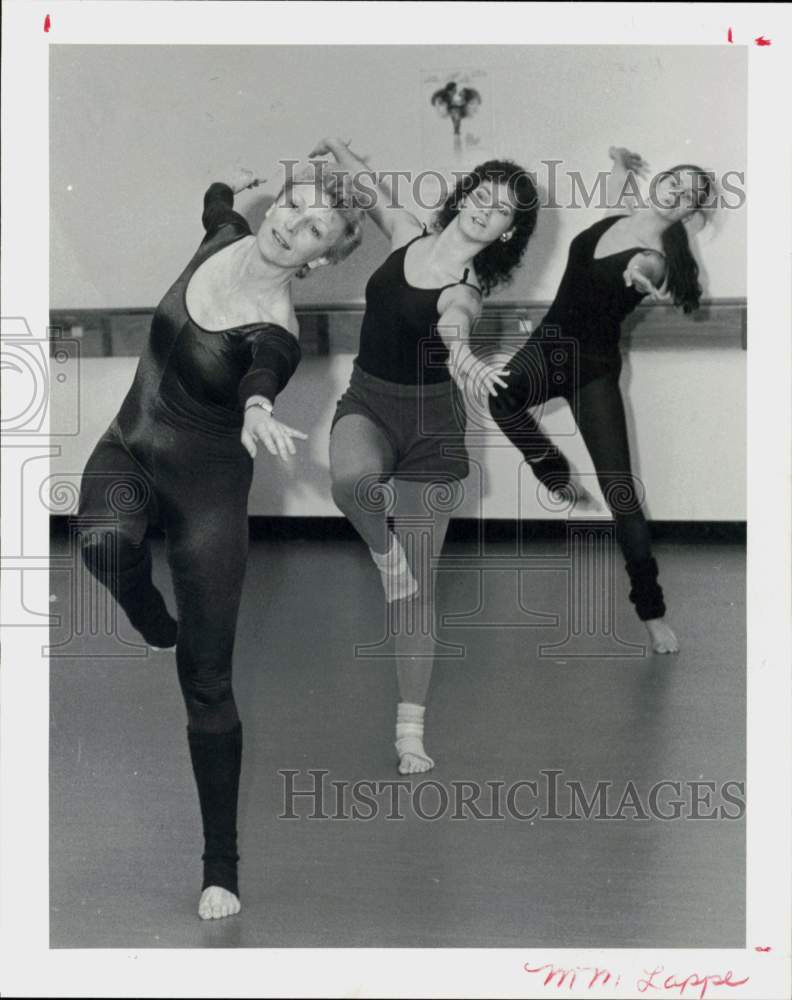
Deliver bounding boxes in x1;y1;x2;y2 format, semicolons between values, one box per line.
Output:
524;963;749;999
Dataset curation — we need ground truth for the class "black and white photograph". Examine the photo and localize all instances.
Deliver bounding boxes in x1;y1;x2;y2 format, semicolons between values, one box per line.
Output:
1;3;790;998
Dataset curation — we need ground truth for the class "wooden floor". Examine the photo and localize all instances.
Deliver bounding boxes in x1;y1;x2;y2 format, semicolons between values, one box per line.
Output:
49;533;745;949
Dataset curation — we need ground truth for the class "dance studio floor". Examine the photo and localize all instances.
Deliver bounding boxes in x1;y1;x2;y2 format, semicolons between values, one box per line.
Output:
49;529;745;949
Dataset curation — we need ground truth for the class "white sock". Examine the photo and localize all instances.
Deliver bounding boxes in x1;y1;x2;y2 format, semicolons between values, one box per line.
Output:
395;702;434;774
370;534;418;603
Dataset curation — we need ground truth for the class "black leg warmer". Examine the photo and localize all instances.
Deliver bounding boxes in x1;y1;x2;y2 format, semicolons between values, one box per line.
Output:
626;557;666;622
186;723;242;898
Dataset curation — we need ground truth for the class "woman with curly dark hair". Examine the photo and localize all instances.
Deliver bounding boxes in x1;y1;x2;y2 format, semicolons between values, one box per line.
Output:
432;159;538;296
310;137;538;773
490;146;716;655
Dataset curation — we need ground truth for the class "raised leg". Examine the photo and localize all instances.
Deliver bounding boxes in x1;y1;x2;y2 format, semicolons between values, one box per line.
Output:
488;339;573;492
330;413;417;601
330;413;396;553
77;426;177;648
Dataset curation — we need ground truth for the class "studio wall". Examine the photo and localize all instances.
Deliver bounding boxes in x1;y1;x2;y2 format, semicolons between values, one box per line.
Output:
51;45;746;308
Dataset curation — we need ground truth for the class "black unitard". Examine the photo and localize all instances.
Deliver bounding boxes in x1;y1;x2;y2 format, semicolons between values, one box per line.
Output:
77;183;301;896
489;215;667;621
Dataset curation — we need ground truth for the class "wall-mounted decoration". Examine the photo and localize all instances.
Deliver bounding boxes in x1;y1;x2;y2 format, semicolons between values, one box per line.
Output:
431;81;481;138
421;67;493;169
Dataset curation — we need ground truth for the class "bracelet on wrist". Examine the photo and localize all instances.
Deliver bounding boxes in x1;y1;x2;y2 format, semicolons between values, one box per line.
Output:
245;398;273;416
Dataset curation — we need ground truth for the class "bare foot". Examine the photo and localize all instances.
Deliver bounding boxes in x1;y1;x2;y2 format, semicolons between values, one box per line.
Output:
396;737;435;775
645;618;679;654
198;885;241;920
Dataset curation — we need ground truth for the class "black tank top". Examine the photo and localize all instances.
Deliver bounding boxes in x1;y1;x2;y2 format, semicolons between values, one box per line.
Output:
539;214;659;366
356;228;481;385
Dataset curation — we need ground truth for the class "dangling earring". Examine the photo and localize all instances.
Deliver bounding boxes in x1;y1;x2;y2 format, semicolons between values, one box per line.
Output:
500;229;514;243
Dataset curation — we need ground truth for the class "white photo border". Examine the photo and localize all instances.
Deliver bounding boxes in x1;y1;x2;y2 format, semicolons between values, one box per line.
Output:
1;2;790;997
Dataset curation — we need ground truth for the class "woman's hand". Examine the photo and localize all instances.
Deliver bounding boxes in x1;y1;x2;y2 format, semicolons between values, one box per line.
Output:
449;344;510;399
309;137;351;160
226;167;267;195
623;259;670;301
241;408;308;461
309;138;416;240
608;146;651;179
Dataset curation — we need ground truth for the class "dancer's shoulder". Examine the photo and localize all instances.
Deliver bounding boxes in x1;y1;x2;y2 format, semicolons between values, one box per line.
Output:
389;213;428;252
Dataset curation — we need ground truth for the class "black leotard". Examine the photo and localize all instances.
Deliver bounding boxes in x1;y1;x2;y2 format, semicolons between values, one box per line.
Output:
533;214;660;388
116;181;301;465
356;228;481;385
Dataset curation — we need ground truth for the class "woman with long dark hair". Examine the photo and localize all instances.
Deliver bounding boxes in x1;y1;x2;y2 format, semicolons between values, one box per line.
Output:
77;163;363;919
311;137;538;773
490;146;715;654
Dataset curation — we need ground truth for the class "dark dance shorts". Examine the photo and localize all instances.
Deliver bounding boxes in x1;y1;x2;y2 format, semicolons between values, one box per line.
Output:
332;361;469;482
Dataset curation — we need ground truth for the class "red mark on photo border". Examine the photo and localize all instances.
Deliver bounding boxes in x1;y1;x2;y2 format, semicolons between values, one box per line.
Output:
44;14;51;32
727;28;772;47
754;946;771;952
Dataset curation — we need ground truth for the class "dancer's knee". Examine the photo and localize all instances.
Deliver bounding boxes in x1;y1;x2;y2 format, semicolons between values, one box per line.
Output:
79;530;105;575
330;469;359;514
191;671;233;710
79;524;134;578
184;672;238;734
332;468;390;517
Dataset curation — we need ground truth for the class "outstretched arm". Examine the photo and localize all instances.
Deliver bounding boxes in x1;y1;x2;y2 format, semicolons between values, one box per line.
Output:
239;327;307;462
606;146;651;217
437;286;510;399
309;137;423;249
